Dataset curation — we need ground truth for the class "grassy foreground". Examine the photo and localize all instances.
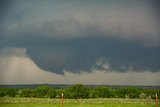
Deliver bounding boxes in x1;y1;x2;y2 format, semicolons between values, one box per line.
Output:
1;98;159;107
0;97;157;105
0;104;157;107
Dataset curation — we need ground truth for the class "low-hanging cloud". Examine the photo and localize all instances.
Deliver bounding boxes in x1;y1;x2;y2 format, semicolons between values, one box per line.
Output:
0;48;159;86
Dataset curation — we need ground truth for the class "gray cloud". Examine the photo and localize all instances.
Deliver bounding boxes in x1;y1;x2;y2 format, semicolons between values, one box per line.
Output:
0;0;160;46
27;38;160;73
0;48;160;85
2;37;159;74
0;1;160;85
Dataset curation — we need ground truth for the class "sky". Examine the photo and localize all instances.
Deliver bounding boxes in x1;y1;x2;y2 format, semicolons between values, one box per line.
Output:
0;0;160;85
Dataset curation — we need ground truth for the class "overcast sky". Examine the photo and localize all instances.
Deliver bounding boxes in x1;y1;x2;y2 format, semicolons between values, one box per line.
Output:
0;0;160;85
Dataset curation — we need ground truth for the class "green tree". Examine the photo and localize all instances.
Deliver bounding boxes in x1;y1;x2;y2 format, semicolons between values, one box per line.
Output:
55;89;64;98
0;88;5;97
35;85;56;98
139;92;147;99
114;88;127;98
47;88;56;98
115;87;140;98
19;88;36;97
93;86;113;98
125;87;140;98
89;88;96;98
0;88;17;97
66;84;90;99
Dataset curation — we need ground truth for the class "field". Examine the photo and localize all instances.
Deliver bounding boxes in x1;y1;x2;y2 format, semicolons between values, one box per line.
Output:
0;97;158;107
0;85;159;107
0;104;156;107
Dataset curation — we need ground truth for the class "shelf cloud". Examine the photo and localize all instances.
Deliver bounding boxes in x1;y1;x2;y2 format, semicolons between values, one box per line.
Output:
0;48;159;86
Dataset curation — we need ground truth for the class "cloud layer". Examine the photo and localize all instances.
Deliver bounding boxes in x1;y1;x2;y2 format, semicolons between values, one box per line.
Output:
0;1;160;85
0;0;160;46
0;48;159;86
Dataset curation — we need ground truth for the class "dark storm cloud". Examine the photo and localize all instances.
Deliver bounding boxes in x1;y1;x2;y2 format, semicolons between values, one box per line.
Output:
0;0;160;74
28;38;160;73
0;48;160;85
150;0;160;26
0;0;160;85
2;36;160;74
1;0;160;46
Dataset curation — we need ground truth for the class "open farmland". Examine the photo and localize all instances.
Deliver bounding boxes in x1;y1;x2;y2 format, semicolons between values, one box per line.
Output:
0;103;157;107
0;97;158;107
0;85;159;107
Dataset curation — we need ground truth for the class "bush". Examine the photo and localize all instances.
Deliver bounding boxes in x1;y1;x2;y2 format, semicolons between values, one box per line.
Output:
139;92;146;99
19;89;36;97
65;84;90;99
0;88;17;97
92;87;113;98
35;86;56;98
0;85;158;100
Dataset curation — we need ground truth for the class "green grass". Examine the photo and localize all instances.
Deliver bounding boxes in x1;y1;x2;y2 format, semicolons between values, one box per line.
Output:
0;97;158;107
0;104;156;107
0;97;157;105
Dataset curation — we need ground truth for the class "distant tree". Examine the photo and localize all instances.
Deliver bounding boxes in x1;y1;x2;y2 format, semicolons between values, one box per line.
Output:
35;85;56;98
125;87;140;98
55;89;63;98
114;88;127;98
115;87;140;98
0;85;159;100
19;88;36;97
66;84;90;99
47;88;56;98
139;92;147;99
144;89;160;99
0;88;18;97
89;88;96;98
93;86;113;98
0;88;5;97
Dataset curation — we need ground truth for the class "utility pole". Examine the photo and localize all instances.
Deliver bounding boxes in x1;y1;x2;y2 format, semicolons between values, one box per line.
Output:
61;93;64;107
156;93;158;107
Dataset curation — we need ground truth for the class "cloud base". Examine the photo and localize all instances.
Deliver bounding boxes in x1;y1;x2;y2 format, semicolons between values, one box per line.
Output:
0;48;159;86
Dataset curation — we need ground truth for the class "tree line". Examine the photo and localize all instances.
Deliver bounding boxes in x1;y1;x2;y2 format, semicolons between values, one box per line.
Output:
0;84;159;99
